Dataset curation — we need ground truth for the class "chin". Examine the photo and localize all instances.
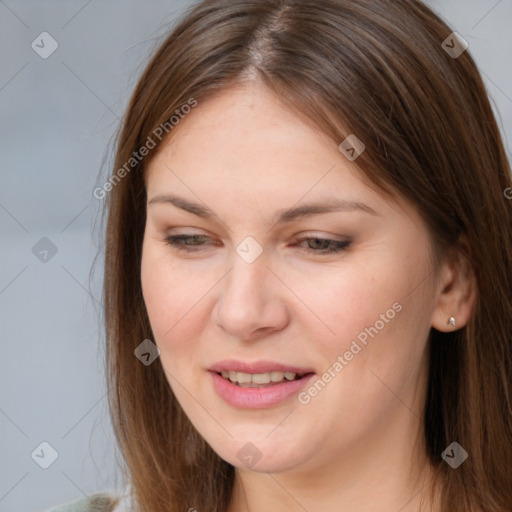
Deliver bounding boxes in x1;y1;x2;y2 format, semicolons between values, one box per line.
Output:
210;436;310;473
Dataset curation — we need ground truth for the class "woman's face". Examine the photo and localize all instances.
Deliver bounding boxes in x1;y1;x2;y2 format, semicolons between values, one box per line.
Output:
141;82;441;475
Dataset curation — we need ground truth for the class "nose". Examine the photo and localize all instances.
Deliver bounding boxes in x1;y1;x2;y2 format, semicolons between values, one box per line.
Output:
213;248;290;341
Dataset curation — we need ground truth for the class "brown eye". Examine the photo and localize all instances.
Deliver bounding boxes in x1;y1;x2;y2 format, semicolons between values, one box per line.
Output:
165;234;213;252
296;237;351;254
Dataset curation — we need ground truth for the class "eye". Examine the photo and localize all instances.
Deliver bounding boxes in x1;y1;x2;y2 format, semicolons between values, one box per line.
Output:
164;234;214;252
294;237;351;254
164;234;351;255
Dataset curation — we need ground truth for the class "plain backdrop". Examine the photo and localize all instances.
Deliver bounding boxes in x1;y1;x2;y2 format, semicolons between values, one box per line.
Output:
1;1;511;511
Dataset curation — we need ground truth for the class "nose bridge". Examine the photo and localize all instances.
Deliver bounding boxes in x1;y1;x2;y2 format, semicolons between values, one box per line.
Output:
223;244;271;311
214;241;288;338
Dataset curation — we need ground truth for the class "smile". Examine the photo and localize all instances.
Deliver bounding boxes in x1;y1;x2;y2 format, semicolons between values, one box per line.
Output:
209;370;315;409
218;370;306;387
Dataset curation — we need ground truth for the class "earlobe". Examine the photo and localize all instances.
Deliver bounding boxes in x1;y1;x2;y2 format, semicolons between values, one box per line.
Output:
431;239;477;332
447;316;456;329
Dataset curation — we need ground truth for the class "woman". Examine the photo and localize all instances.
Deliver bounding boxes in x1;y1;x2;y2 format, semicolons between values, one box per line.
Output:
48;0;512;510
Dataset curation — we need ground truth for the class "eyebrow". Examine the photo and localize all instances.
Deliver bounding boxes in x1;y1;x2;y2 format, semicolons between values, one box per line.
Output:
148;193;380;224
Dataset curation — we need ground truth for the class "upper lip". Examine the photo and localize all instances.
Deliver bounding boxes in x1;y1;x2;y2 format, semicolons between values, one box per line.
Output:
209;359;315;374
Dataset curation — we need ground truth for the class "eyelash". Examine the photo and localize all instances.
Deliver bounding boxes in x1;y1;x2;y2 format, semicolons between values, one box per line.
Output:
164;234;351;255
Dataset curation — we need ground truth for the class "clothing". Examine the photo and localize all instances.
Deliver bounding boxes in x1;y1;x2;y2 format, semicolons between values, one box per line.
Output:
43;491;133;512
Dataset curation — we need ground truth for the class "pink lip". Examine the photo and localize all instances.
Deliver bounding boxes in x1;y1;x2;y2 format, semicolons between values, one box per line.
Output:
209;359;314;374
208;361;316;409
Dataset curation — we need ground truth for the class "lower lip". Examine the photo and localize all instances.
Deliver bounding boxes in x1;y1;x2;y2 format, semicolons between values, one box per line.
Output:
209;371;315;409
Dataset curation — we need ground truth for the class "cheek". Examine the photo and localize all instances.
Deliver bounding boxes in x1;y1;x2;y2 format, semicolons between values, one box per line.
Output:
292;261;431;441
141;245;192;342
303;246;433;377
294;258;399;345
140;242;217;372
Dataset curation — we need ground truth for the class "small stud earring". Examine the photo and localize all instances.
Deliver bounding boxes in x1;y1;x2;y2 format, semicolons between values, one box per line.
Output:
447;316;456;329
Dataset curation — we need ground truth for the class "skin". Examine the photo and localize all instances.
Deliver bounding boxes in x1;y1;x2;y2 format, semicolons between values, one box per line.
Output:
140;81;475;512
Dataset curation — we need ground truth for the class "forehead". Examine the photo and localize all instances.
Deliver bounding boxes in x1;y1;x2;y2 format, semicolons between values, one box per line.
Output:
148;85;366;191
144;83;409;224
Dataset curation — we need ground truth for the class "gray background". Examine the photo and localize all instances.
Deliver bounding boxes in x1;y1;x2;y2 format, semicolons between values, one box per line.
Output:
0;1;511;511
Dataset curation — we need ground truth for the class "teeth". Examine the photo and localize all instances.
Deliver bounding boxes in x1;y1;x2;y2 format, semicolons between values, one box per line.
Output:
270;371;285;382
236;372;253;384
252;372;271;384
220;370;303;385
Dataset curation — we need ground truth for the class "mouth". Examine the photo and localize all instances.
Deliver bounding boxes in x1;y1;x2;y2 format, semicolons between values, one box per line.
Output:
208;361;316;409
216;370;311;388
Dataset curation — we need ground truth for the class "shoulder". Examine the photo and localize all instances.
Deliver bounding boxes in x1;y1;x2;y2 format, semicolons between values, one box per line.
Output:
43;492;132;512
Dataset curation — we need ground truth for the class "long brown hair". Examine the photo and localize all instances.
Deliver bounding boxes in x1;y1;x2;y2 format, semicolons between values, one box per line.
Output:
102;1;512;510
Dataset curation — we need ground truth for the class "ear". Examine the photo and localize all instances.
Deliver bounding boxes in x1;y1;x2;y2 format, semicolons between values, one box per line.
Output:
431;237;477;332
